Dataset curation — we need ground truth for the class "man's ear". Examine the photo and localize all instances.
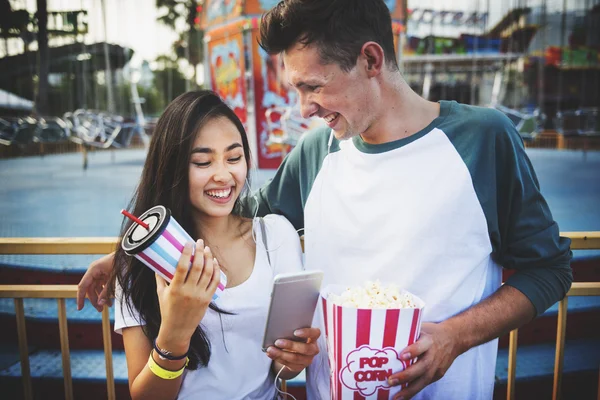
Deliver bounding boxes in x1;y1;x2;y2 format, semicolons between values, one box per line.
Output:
361;42;385;77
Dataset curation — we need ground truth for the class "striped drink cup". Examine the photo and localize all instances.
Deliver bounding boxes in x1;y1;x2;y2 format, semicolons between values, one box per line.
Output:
121;205;227;302
321;284;425;400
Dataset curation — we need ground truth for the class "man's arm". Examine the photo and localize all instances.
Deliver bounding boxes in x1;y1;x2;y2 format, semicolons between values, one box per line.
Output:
389;110;572;399
77;252;115;311
243;126;333;231
388;285;534;399
443;285;534;354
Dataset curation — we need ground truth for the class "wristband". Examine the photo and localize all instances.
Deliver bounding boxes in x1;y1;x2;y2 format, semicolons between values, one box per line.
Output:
153;338;189;361
147;350;188;380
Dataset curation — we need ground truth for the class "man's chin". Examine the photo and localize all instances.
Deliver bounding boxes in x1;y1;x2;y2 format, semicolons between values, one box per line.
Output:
332;128;357;141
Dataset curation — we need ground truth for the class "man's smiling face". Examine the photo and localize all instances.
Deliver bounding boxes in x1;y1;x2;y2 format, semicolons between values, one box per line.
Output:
283;42;379;140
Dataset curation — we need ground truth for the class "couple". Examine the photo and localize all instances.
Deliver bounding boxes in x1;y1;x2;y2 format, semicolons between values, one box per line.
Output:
78;1;573;399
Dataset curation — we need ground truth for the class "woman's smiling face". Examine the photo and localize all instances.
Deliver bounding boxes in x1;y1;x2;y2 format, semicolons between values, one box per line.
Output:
188;116;248;220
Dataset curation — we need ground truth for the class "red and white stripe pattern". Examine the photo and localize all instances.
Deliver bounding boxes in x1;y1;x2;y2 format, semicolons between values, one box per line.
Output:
322;286;423;400
134;216;227;301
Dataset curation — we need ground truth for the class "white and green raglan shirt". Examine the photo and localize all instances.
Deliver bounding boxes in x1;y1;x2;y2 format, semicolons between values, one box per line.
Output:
253;100;573;400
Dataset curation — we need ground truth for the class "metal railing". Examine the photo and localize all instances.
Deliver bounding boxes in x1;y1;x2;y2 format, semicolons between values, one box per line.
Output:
0;232;599;400
0;285;115;400
0;238;117;400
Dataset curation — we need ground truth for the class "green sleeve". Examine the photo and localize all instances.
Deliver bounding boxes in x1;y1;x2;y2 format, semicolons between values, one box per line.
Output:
245;126;334;231
494;117;573;315
444;103;573;315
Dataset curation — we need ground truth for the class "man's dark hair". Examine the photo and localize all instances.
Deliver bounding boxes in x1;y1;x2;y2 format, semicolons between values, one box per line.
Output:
259;0;398;72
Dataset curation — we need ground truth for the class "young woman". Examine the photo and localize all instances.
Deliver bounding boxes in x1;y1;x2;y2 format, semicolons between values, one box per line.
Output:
110;90;319;400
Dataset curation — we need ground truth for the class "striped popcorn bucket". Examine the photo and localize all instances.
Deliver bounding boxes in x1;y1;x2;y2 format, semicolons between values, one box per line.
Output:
121;205;227;302
321;285;425;400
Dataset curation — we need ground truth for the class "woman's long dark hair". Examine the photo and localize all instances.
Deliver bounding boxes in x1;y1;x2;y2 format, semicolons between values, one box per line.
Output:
110;90;252;370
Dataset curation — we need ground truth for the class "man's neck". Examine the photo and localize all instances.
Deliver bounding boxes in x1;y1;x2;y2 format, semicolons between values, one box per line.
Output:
360;77;441;145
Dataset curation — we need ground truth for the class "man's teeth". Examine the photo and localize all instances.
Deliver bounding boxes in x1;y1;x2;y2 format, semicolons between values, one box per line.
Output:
324;113;338;123
206;188;232;198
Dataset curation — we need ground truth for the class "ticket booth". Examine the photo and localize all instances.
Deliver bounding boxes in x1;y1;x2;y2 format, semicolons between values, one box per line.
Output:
202;0;406;169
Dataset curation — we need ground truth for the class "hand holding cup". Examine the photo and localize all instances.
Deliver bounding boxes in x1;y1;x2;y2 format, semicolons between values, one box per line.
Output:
155;240;222;351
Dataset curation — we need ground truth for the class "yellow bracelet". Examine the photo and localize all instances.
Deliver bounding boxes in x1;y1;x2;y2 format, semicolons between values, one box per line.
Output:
147;350;189;380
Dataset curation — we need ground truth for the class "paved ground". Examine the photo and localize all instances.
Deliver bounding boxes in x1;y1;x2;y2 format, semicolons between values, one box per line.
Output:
1;147;599;271
0;148;276;271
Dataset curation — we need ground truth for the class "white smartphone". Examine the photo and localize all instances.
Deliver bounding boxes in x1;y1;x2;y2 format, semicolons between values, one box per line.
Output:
262;270;324;352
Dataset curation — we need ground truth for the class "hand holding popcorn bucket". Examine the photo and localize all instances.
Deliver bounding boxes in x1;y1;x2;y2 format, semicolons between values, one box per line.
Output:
321;282;425;399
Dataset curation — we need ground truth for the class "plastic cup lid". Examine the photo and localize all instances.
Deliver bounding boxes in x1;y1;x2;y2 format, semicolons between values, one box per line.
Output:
121;205;170;254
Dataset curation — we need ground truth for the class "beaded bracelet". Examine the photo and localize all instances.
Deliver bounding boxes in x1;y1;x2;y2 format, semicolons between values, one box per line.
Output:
153;338;189;361
147;350;189;380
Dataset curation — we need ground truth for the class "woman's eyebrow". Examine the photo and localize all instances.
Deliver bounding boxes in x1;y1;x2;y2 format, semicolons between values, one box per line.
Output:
191;143;242;154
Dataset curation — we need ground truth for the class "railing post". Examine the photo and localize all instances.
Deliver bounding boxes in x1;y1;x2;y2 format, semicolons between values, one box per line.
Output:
102;305;116;400
553;297;569;400
0;234;598;400
507;329;518;400
280;379;287;399
14;299;33;400
57;298;74;400
81;143;88;170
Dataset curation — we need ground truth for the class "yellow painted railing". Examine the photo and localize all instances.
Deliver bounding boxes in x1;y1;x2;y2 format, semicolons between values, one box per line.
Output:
505;282;600;400
502;232;600;400
0;286;114;400
0;231;599;400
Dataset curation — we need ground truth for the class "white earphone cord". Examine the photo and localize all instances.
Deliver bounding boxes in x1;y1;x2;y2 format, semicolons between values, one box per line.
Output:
274;364;298;400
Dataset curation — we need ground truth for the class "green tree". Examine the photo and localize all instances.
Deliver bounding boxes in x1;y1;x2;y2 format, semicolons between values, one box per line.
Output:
0;0;50;114
156;0;204;88
153;54;188;105
136;86;165;117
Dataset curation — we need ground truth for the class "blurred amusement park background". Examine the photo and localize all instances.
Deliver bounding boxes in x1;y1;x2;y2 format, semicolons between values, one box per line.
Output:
0;0;599;167
1;1;600;400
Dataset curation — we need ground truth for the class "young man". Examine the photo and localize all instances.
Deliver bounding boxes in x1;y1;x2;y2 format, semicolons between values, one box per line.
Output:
78;1;572;399
253;1;572;399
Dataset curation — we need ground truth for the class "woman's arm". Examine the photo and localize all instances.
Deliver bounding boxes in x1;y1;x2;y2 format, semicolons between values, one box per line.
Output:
123;327;187;400
123;241;222;400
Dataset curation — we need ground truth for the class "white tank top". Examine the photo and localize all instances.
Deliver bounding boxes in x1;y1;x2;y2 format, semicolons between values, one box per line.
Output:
114;215;304;399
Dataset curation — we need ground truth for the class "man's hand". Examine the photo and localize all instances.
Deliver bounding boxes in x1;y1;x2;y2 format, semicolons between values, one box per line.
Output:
388;322;461;400
267;327;321;379
77;252;115;312
387;285;535;399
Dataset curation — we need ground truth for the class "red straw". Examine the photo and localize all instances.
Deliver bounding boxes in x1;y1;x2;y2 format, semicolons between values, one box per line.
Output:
121;209;150;229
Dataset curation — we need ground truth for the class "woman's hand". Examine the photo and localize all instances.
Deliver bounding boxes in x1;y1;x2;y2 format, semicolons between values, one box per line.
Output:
155;240;221;355
267;327;321;379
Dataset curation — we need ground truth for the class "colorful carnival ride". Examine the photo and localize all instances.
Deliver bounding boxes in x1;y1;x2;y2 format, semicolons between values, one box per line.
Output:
200;0;406;169
401;2;600;145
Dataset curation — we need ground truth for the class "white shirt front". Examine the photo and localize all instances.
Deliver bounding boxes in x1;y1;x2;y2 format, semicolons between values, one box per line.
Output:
304;130;500;400
114;214;304;400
